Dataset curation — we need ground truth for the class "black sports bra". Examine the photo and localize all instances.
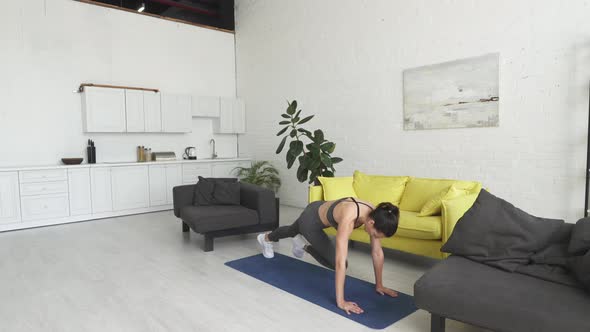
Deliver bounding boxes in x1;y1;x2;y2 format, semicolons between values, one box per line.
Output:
326;197;373;229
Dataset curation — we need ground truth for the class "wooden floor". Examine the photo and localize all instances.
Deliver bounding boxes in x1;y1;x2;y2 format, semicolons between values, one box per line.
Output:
0;205;489;332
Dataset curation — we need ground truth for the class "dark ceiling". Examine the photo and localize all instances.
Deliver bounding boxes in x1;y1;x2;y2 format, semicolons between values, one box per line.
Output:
93;0;234;31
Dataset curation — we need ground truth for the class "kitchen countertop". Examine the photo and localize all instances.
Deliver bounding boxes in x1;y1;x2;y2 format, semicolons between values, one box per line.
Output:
0;158;252;172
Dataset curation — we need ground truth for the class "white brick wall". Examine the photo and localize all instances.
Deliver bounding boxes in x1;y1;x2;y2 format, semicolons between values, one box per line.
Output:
235;0;590;222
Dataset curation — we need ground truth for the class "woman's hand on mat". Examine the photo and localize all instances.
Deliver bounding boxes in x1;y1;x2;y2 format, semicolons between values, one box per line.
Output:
375;285;398;298
338;300;364;315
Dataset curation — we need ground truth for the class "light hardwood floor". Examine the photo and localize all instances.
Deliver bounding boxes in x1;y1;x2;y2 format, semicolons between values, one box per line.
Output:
0;206;489;332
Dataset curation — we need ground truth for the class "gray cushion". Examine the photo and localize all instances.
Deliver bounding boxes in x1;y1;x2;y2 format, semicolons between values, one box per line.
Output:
193;177;239;206
414;256;590;332
569;217;590;254
180;205;258;233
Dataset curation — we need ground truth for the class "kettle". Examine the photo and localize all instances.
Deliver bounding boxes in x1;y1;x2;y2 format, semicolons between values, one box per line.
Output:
183;147;197;160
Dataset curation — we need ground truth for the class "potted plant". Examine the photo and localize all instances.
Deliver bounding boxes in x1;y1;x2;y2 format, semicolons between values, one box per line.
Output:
275;100;343;184
233;161;281;194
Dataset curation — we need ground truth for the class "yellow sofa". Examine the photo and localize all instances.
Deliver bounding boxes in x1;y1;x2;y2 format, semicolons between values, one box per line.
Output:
308;175;481;259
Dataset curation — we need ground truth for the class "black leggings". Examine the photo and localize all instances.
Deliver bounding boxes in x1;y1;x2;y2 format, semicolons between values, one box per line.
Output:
267;201;346;270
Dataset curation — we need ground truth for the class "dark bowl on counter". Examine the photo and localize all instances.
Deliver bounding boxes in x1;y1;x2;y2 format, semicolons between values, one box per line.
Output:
61;158;84;165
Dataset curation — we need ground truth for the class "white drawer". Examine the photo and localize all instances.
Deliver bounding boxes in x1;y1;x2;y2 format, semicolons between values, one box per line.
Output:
20;169;67;183
21;193;69;221
20;181;68;196
182;164;211;184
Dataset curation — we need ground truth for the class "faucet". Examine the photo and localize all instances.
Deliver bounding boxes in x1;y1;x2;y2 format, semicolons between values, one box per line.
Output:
210;139;218;159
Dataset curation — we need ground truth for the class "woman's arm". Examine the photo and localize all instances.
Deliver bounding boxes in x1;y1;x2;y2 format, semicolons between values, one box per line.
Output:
335;220;363;314
370;236;398;297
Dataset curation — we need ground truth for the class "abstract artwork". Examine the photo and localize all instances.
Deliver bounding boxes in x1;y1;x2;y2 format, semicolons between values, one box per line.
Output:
403;53;499;130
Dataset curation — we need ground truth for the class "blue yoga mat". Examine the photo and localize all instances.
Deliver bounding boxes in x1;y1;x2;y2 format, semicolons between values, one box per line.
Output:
225;253;417;329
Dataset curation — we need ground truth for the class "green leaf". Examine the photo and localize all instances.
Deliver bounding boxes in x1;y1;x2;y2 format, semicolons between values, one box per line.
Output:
313;129;324;143
294;110;302;119
309;158;321;171
296;163;308;183
320;142;335;153
276;136;287;154
320;153;333;167
331;157;343;164
298;115;314;125
286;152;297;169
289;140;304;156
287;100;297;115
290;129;297;138
276;126;289;136
281;114;291;119
279;120;291;125
298;128;312;138
323;170;335;177
292;117;300;123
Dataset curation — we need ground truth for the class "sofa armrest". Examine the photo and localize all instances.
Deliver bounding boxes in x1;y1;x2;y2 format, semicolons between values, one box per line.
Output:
441;193;479;245
173;184;195;218
308;185;323;203
240;182;277;225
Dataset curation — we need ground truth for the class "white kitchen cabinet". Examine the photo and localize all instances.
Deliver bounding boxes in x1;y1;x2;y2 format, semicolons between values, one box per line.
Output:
82;87;126;133
161;93;192;133
193;96;220;117
149;164;182;206
68;168;92;216
148;165;167;206
165;165;182;204
111;166;149;211
0;172;21;224
125;89;145;132
213;98;246;134
144;91;162;132
182;164;212;184
91;167;113;213
21;194;69;221
211;162;249;178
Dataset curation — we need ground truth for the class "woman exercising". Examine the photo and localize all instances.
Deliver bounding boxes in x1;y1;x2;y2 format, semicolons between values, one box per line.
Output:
257;197;400;315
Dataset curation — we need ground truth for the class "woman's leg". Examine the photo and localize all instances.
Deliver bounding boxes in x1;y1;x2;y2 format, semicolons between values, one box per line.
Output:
266;219;300;242
303;230;338;269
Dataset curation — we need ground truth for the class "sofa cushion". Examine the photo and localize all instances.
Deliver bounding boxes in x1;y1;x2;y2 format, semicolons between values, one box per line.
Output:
396;210;442;240
352;170;409;206
193;177;239;206
212;180;240;205
414;256;590;332
318;176;357;200
181;205;258;233
418;185;469;217
569;217;590;254
399;177;479;212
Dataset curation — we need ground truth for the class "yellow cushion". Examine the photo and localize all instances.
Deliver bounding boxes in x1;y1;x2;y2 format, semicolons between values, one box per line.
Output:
352;170;409;206
396;210;442;240
418;185;469;217
441;192;479;241
399;177;479;212
317;176;357;201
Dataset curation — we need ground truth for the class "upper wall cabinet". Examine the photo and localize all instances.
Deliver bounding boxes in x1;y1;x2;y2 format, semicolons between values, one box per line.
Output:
125;90;145;132
144;91;162;132
82;87;127;133
126;90;162;133
193;96;220;117
161;93;192;133
213;98;246;134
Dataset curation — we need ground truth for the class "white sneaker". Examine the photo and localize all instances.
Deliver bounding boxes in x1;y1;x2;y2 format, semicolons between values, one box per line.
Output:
292;234;307;259
257;233;274;259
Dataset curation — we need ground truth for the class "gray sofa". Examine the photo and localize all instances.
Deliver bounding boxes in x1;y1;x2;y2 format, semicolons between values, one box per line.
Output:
173;182;278;252
414;256;590;332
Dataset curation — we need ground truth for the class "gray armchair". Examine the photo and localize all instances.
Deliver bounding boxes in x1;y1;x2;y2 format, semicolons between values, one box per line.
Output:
173;182;279;252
